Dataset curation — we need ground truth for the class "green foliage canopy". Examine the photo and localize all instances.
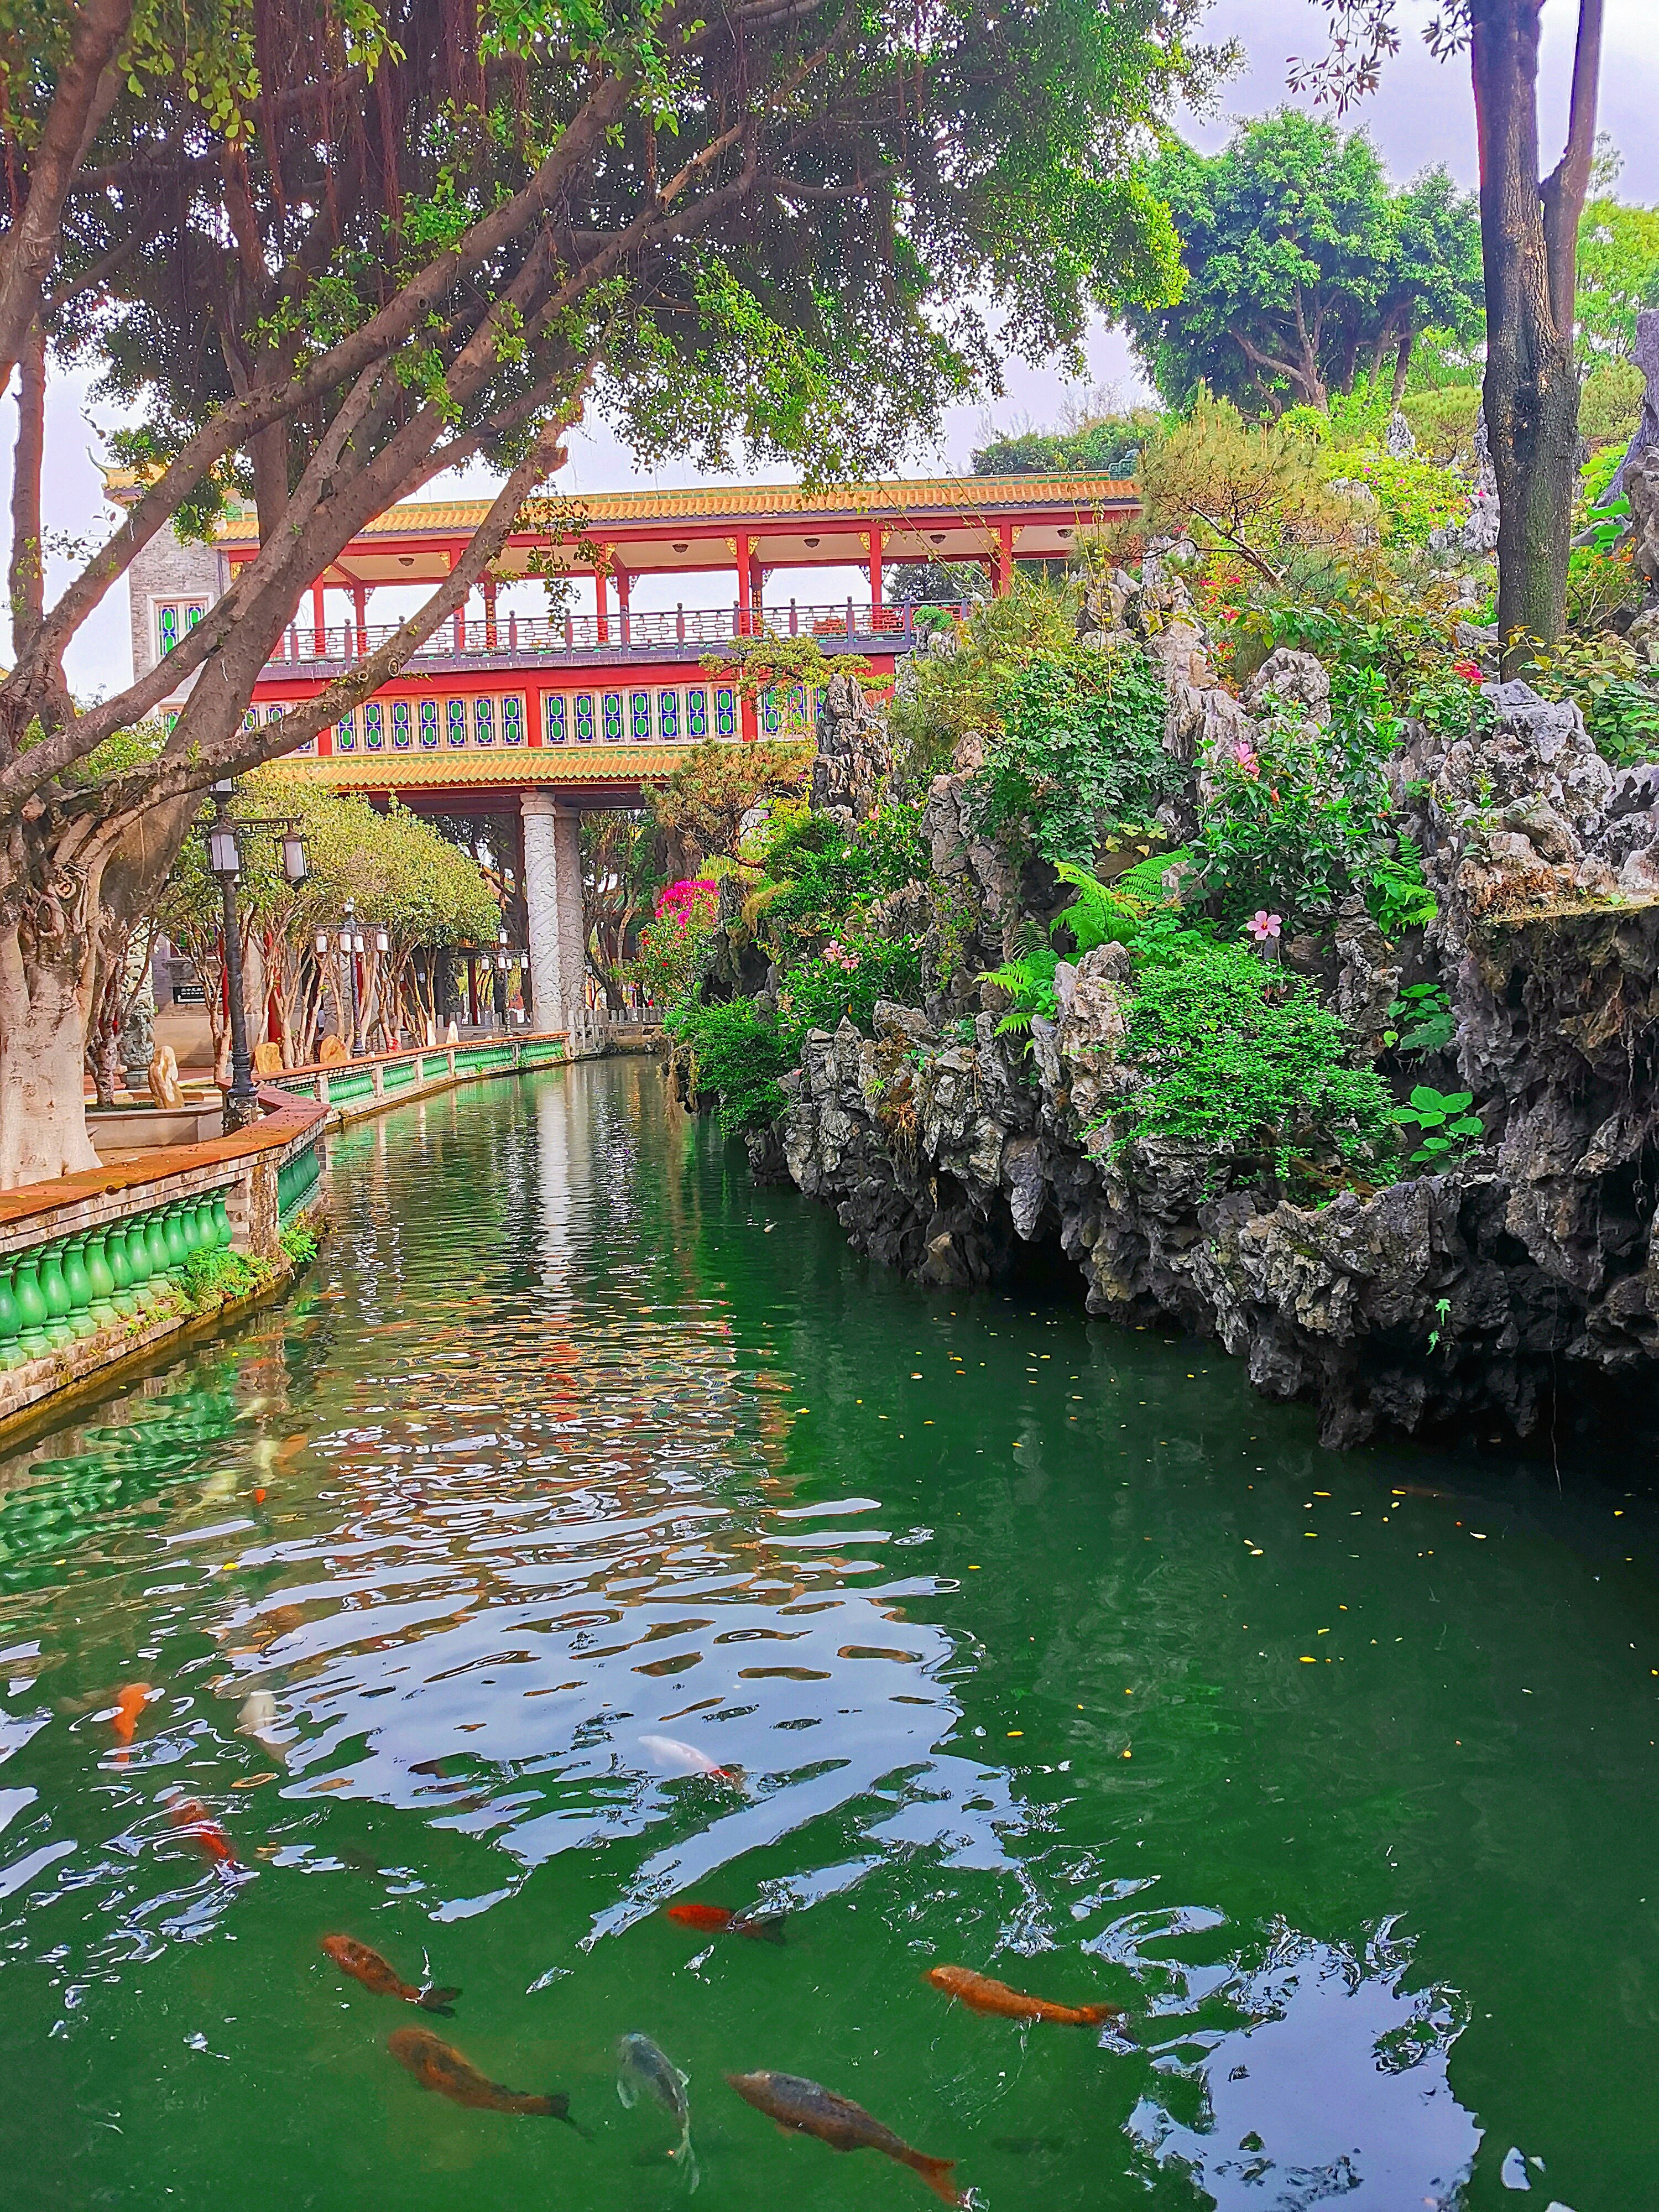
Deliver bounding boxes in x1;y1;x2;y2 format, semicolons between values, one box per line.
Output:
1125;111;1482;414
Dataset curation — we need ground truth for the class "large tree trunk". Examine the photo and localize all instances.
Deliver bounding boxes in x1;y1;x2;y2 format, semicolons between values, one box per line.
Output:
1472;0;1602;669
0;910;101;1187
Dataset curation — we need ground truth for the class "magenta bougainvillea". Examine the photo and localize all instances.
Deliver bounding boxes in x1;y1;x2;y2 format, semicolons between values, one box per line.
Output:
654;879;719;930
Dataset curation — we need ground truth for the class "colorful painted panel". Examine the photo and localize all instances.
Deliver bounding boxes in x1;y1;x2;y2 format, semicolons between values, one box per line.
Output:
474;696;495;746
715;687;737;738
546;694;567;744
392;700;413;750
630;689;651;740
364;701;384;750
446;698;467;748
602;691;624;744
336;707;357;752
790;684;808;730
157;605;179;656
658;688;680;740
686;686;708;739
574;693;596;744
503;695;524;746
419;699;440;749
761;687;783;736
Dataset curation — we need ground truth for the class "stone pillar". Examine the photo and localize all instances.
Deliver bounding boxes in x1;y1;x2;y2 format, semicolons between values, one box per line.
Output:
521;792;588;1031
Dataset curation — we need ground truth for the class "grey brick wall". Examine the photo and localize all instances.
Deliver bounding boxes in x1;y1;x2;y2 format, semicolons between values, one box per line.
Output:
128;524;227;691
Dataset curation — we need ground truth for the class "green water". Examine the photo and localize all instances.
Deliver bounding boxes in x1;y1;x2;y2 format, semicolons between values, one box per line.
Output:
1;1061;1654;2211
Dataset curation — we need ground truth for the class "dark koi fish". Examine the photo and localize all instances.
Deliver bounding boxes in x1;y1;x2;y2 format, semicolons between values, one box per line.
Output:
925;1963;1123;2027
321;1934;459;2013
726;2070;963;2205
387;2027;584;2128
665;1902;787;1944
169;1798;236;1866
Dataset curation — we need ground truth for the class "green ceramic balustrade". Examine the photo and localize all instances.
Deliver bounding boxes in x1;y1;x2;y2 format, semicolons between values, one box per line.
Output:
84;1230;118;1328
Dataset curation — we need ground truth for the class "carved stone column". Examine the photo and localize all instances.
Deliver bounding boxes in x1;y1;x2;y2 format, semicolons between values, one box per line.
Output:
521;792;587;1031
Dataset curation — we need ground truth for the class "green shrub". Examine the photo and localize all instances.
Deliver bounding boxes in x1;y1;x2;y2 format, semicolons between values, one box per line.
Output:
280;1222;321;1267
776;928;926;1036
1389;1084;1483;1165
668;998;796;1134
179;1248;275;1307
757;801;928;944
968;640;1176;865
1104;937;1395;1188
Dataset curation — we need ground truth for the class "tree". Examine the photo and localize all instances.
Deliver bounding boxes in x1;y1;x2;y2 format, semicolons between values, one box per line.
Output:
1290;0;1607;665
1577;195;1659;361
1125;111;1481;415
582;812;660;1006
971;411;1156;477
0;0;1229;1187
1136;390;1350;582
643;741;812;878
159;780;498;1068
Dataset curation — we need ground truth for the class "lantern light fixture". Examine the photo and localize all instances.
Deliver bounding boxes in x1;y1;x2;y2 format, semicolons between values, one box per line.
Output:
208;823;241;878
282;830;308;884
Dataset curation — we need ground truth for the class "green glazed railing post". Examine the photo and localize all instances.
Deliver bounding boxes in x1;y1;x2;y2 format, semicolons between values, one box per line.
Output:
61;1234;97;1337
178;1199;202;1259
163;1204;188;1274
14;1252;49;1358
0;1259;22;1369
85;1229;118;1327
124;1217;157;1307
39;1240;74;1348
105;1220;134;1315
195;1196;217;1252
144;1210;170;1287
212;1193;231;1249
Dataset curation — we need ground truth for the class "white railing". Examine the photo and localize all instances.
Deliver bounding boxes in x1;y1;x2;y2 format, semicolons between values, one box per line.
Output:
262;599;975;671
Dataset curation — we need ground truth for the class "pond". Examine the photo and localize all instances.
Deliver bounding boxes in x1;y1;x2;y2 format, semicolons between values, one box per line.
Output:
0;1059;1652;2209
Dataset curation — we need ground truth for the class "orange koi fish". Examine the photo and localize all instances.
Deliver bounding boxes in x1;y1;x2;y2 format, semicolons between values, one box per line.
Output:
665;1902;787;1943
387;2028;583;2127
169;1798;237;1866
111;1683;151;1744
924;1964;1123;2027
727;2070;964;2205
321;1935;459;2014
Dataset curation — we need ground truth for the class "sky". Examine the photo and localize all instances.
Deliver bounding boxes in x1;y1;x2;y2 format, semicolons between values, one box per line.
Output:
15;0;1659;697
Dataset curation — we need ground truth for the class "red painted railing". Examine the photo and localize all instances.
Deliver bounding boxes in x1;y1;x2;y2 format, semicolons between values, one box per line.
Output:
263;599;973;671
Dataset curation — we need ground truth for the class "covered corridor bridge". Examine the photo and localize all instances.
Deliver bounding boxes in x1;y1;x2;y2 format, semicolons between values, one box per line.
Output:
129;468;1136;1030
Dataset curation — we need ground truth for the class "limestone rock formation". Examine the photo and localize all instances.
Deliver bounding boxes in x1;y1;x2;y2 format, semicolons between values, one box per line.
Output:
810;672;891;821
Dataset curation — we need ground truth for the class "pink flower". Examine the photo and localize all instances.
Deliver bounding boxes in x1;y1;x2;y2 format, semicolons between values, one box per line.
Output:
1225;738;1260;779
654;878;718;930
1247;910;1282;943
1452;658;1484;685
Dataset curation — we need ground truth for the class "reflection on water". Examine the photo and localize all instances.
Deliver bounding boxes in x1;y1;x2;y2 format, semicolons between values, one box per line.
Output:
0;1060;1648;2208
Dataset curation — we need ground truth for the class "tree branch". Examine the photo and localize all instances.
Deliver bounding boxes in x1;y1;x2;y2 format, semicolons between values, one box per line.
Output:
0;0;132;384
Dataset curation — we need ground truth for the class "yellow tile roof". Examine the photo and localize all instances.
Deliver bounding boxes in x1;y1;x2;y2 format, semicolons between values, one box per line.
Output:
266;744;703;787
105;467;1134;549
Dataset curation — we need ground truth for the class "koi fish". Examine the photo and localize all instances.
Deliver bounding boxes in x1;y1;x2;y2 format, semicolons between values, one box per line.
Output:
169;1798;237;1866
665;1902;787;1944
726;2070;964;2206
111;1683;151;1744
924;1963;1123;2028
387;2027;583;2127
321;1935;460;2014
639;1735;737;1782
618;2033;697;2191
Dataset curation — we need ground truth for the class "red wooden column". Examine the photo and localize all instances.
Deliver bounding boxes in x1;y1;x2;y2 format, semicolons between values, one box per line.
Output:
311;583;327;654
352;584;368;655
867;528;886;623
593;550;610;644
615;564;632;646
993;519;1015;597
529;681;547;747
734;532;753;635
483;575;499;648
